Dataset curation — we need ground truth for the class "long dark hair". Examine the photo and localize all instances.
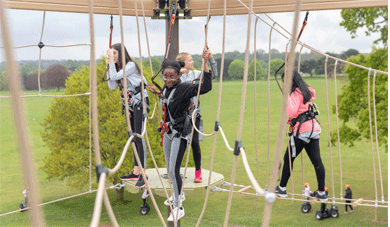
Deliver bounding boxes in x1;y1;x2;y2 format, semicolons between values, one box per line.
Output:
111;43;141;74
281;70;312;104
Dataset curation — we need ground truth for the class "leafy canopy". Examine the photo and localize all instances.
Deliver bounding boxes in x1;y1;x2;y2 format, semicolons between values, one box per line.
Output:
228;59;245;80
248;59;264;81
340;7;388;47
331;47;388;149
40;58;164;189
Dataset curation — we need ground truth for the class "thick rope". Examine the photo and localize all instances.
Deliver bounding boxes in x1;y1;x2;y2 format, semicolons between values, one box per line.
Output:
144;132;176;221
219;126;234;152
37;11;46;96
103;190;119;227
367;69;379;209
140;0;160;122
0;187;119;217
196;1;227;225
88;0;108;225
190;110;217;136
286;125;294;197
262;0;301;226
372;72;385;203
263;13;293;38
0;1;46;226
224;1;253;226
284;40;294;197
254;17;259;183
324;55;335;200
217;190;388;208
178;0;211;220
333;60;343;200
0;43;91;49
300;44;387;76
133;0;166;225
0;93;91;98
297;44;304;73
90;173;107;226
298;42;305;196
236;0;387;77
265;21;276;189
89;48;93;193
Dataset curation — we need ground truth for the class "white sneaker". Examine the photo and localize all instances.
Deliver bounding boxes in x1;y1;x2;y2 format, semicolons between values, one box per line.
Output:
164;192;185;206
167;206;185;221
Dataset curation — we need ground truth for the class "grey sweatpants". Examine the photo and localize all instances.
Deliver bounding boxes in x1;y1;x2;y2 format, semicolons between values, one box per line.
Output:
163;133;188;207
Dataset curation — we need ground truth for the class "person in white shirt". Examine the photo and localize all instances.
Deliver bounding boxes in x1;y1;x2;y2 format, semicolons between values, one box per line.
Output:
106;43;150;188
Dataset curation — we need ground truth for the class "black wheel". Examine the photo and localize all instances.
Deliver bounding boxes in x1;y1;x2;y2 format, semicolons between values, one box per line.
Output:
301;205;311;213
140;203;150;215
316;210;323;220
331;210;339;218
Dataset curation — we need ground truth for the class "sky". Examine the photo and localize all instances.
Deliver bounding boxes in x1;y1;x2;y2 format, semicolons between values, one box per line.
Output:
0;7;382;62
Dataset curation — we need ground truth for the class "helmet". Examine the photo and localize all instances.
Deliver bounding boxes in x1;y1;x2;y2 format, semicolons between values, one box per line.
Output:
345;184;350;188
324;187;328;191
304;182;309;187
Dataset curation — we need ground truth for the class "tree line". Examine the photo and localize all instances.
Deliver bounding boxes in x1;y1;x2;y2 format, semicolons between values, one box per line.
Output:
0;48;365;92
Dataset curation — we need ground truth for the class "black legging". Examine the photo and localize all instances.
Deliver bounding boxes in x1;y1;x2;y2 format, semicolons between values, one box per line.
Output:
191;116;201;171
280;137;325;191
127;98;149;168
345;200;353;212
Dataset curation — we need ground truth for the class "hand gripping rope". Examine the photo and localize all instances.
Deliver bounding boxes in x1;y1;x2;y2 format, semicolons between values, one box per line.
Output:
102;15;114;82
274;11;309;93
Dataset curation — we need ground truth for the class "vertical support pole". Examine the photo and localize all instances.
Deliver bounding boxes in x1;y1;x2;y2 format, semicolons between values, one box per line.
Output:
166;12;179;60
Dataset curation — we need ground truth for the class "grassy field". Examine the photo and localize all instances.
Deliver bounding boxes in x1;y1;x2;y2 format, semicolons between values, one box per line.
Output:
0;77;388;226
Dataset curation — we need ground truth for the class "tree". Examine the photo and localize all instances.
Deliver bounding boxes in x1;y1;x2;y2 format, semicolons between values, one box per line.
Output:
42;64;70;91
341;49;360;60
314;52;342;77
64;60;89;72
300;59;316;77
19;63;38;89
214;58;233;81
248;59;264;81
340;7;388;47
143;57;161;76
228;59;245;80
0;68;7;91
40;58;165;200
25;72;39;91
331;47;388;149
268;59;285;78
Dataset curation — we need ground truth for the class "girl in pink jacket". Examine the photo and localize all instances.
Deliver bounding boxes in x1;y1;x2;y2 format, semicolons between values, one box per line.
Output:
274;71;326;202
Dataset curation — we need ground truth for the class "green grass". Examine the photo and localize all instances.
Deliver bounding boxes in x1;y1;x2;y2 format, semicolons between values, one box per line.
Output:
0;78;388;226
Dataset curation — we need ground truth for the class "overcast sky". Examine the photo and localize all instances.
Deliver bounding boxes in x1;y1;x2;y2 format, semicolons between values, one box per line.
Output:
0;7;382;62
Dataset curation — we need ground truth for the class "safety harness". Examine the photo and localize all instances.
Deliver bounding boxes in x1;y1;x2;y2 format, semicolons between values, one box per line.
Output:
158;86;192;146
117;80;146;114
288;103;320;157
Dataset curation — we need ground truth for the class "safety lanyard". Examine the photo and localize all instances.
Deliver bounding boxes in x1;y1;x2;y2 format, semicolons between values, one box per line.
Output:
274;12;309;93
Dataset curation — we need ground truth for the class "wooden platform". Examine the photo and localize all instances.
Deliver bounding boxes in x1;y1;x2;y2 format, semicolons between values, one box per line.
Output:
123;168;224;197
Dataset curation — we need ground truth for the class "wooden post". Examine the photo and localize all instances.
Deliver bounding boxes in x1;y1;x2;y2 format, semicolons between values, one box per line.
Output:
166;11;179;60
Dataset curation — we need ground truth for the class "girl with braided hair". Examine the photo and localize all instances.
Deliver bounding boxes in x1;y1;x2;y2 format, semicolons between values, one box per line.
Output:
148;48;212;221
